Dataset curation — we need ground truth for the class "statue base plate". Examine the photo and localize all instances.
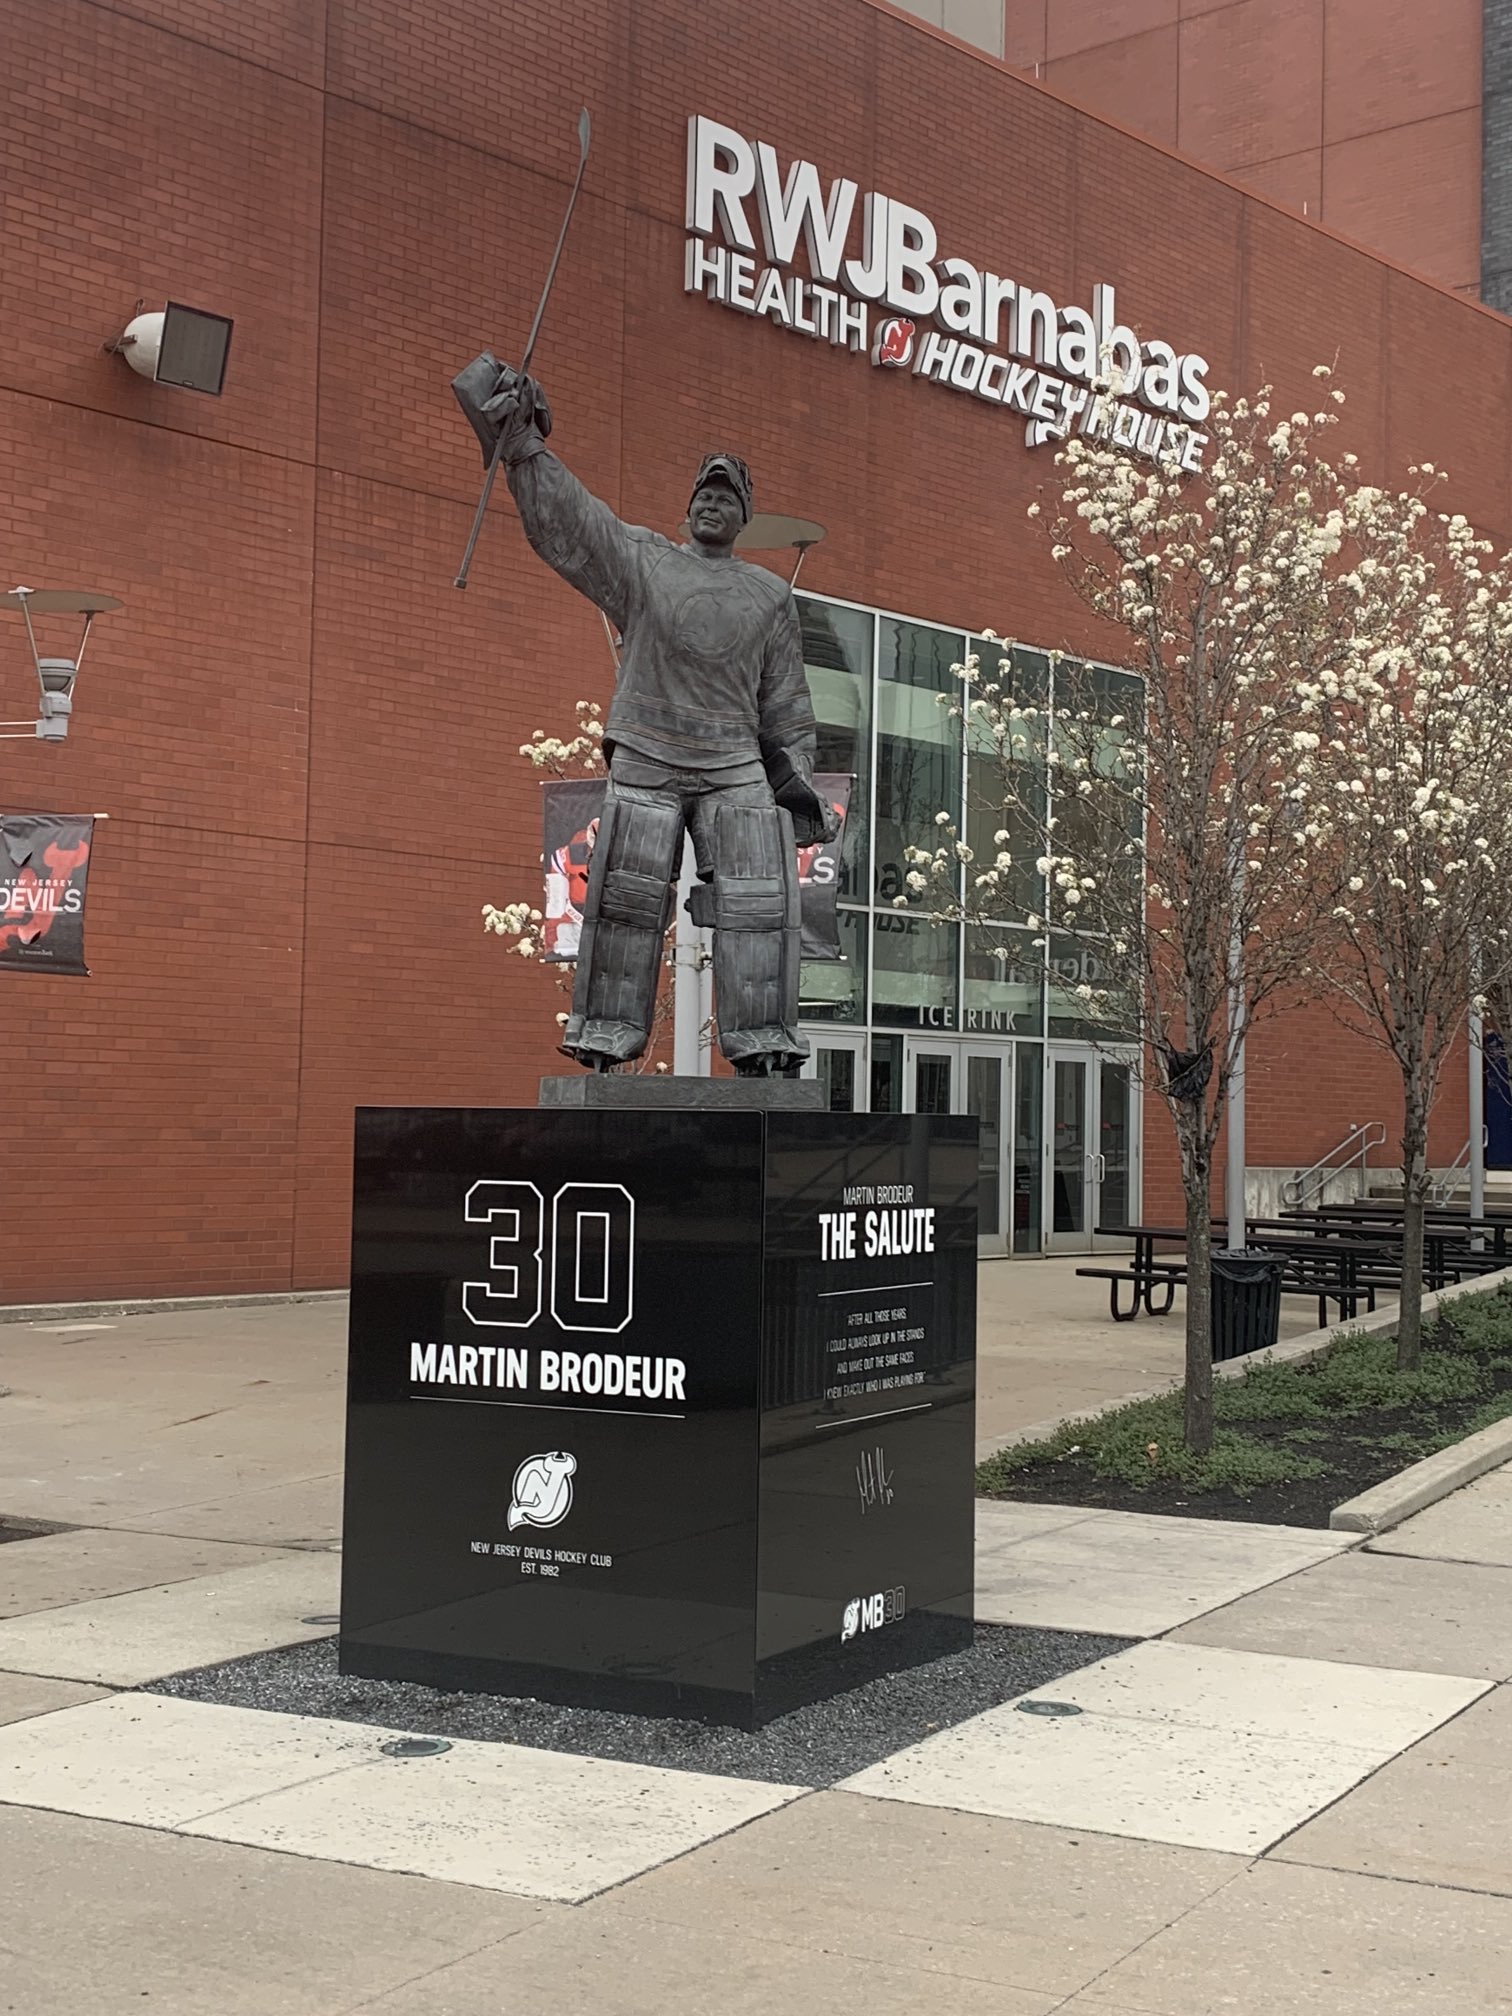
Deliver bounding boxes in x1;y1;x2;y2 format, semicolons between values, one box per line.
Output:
540;1073;823;1110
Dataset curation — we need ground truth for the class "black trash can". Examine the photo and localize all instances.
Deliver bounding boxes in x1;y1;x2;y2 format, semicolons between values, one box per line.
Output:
1209;1250;1284;1362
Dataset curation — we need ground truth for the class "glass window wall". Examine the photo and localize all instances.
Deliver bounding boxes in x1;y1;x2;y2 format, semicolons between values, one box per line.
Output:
874;617;964;910
799;598;873;904
796;906;868;1025
793;590;1143;1055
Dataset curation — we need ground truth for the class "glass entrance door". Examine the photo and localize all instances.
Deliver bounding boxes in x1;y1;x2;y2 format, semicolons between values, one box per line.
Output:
902;1038;1013;1255
1046;1052;1091;1252
1046;1047;1140;1253
801;1032;866;1112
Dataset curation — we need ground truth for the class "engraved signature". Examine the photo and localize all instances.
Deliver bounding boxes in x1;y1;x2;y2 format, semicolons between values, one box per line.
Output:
857;1445;895;1514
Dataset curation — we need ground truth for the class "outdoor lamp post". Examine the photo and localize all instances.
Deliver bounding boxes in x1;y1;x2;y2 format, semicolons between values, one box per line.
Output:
1;588;122;741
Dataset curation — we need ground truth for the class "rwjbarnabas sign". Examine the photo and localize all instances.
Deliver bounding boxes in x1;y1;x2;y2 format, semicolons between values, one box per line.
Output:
684;114;1213;468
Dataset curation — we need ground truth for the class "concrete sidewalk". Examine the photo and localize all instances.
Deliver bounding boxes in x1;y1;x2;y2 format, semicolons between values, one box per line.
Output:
0;1258;1325;1536
1;1286;1506;2015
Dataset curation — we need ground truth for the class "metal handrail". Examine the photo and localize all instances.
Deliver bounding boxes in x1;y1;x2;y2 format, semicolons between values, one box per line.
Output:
1281;1120;1387;1210
1430;1137;1477;1208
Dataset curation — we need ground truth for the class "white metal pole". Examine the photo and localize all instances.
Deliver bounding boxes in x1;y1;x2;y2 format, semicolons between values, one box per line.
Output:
1226;856;1247;1253
695;912;714;1075
672;837;701;1076
1470;988;1486;1249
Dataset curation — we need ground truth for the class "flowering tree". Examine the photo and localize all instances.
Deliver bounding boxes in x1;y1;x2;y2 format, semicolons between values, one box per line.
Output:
902;377;1351;1453
1308;475;1512;1368
480;702;684;1072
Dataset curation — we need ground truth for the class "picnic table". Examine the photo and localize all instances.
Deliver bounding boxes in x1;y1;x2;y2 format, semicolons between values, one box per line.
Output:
1077;1210;1503;1325
1281;1202;1512;1261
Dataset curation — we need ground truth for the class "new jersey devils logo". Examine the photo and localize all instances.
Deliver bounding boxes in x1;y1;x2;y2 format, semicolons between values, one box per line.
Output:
871;317;915;368
508;1450;577;1531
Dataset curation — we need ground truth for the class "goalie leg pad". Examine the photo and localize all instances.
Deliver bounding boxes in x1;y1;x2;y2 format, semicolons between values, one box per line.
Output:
564;787;684;1062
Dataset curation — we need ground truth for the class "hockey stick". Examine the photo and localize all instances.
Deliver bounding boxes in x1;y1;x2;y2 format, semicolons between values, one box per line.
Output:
454;106;593;589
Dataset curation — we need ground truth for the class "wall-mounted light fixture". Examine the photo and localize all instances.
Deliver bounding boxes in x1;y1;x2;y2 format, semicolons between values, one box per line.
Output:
1;589;122;741
105;301;234;396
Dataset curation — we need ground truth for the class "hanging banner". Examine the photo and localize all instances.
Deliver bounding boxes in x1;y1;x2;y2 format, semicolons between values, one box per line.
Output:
541;775;852;963
797;774;851;960
541;779;604;963
0;812;96;976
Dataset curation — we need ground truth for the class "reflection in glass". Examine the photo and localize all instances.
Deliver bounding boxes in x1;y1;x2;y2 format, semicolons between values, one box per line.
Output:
798;907;868;1024
1048;660;1144;934
875;618;964;909
913;1051;953;1115
1047;932;1139;1041
1052;1057;1088;1236
967;1053;1003;1237
870;1033;903;1114
1015;1042;1043;1253
798;596;872;902
1100;1058;1132;1228
872;913;959;1028
965;642;1048;923
964;926;1044;1035
816;1046;857;1113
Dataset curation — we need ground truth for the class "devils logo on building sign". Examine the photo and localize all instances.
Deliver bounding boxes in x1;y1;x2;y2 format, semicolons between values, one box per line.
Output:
871;317;915;368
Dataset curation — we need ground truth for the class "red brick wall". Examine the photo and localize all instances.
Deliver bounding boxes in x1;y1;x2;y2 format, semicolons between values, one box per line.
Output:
1;0;1493;1299
1004;0;1483;297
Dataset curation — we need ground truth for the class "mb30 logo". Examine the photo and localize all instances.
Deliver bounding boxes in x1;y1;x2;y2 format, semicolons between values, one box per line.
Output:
841;1586;906;1642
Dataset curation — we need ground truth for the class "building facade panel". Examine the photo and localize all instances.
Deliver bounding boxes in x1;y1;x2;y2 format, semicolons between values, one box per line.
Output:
1323;110;1484;295
1177;0;1324;170
1047;0;1178;63
0;393;317;851
1321;0;1480;147
1238;147;1323;221
91;0;328;85
324;0;633;184
7;820;304;1304
0;0;322;463
315;101;628;509
1;0;1492;1298
1048;27;1181;148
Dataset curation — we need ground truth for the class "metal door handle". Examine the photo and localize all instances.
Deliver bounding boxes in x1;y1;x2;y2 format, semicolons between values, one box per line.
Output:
1094;1153;1107;1182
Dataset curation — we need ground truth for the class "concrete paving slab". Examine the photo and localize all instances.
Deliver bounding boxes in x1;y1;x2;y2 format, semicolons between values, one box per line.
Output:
1275;1684;1512;1895
593;1787;1242;2000
974;1499;1100;1545
1172;1549;1512;1679
0;1668;108;1726
975;1507;1353;1636
842;1642;1483;1855
0;1802;555;2016
1369;1461;1512;1567
359;1908;1063;2016
1038;1640;1488;1748
0;1693;374;1829
125;1470;343;1548
1082;1857;1512;2013
0;1526;279;1618
0;1549;338;1684
0;1302;345;1530
183;1732;806;1901
844;1704;1387;1855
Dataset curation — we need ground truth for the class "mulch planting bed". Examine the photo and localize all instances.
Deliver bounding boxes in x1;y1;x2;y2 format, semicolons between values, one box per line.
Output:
977;1291;1512;1528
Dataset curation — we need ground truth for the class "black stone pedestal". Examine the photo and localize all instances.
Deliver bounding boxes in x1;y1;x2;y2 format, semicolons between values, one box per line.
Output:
340;1103;977;1728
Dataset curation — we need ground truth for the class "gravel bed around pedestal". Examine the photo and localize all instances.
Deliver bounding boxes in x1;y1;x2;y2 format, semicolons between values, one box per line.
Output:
145;1624;1129;1787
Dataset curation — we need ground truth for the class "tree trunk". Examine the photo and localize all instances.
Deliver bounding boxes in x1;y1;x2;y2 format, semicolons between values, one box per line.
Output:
1396;1110;1429;1372
1182;1149;1215;1454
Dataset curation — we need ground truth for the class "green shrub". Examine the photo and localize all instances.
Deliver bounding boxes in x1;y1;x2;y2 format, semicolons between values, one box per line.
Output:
976;1282;1512;1501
